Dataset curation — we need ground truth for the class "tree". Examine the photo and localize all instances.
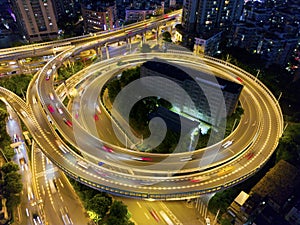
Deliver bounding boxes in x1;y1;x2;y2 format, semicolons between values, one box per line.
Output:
109;201;128;219
87;194;112;218
5;193;21;210
1;144;15;161
3;172;23;196
107;216;134;225
1;162;19;174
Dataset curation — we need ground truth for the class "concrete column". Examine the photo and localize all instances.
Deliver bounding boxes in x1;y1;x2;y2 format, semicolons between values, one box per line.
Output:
105;44;110;59
155;27;159;44
127;37;132;52
17;59;24;74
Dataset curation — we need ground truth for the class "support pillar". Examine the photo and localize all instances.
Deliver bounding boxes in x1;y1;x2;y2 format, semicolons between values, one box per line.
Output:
98;46;103;60
105;44;110;59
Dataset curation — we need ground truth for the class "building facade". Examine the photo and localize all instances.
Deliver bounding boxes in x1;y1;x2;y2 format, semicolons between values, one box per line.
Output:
229;0;300;67
81;1;117;33
193;30;223;56
10;0;58;42
181;0;244;49
182;0;244;34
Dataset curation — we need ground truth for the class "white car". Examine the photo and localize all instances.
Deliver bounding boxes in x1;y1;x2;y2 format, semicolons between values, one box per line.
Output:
55;103;63;114
49;92;54;100
222;140;233;148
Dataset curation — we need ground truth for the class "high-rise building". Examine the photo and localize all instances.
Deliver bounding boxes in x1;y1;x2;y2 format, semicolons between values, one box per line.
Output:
52;0;81;21
10;0;58;42
229;0;300;67
81;0;118;33
181;0;244;52
182;0;244;34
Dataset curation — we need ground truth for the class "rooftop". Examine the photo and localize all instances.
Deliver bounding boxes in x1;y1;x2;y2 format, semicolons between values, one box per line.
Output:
251;160;300;206
141;59;243;94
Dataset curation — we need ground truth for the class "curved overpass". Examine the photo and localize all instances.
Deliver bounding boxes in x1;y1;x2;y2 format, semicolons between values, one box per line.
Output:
0;10;181;61
0;47;282;200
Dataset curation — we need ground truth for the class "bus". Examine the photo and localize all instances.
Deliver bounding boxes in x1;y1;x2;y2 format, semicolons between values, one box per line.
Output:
159;211;174;225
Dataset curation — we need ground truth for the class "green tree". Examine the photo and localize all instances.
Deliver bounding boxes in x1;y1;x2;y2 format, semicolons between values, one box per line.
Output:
107;79;121;103
1;162;19;174
3;172;23;196
107;216;134;225
5;193;21;210
87;194;112;218
109;201;128;219
220;218;232;225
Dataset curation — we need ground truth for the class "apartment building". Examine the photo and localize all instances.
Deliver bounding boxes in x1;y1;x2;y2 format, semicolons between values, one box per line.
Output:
10;0;58;42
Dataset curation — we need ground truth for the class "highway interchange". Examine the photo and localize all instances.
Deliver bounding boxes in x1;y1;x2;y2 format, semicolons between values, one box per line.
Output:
0;9;283;201
0;46;284;201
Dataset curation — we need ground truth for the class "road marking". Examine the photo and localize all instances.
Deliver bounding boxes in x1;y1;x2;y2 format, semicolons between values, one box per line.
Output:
41;185;45;195
58;178;64;188
144;212;150;219
159;202;183;225
137;202;142;208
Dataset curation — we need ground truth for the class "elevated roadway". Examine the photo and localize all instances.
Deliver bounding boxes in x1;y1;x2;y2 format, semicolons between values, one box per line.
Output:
0;44;283;200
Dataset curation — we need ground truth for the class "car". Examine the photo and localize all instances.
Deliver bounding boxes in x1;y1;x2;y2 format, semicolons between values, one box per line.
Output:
47;104;55;114
148;208;160;222
13;133;19;142
46;115;53;124
131;156;152;161
27;186;34;200
94;113;99;121
74;111;79;119
180;156;193;162
95;104;101;114
21;110;28;117
236;77;243;83
49;92;54;100
55;103;63;114
222;140;233;148
32;96;37;104
25;208;30;217
102;145;113;153
63;118;72;127
19;157;28;171
245;152;255;160
190;175;210;183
